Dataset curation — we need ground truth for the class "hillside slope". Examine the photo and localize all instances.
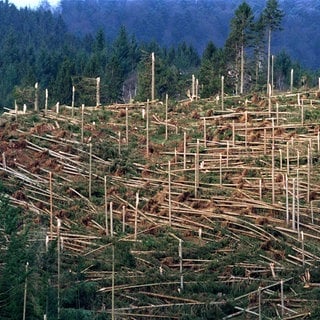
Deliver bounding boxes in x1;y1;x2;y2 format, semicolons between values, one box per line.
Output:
1;89;320;318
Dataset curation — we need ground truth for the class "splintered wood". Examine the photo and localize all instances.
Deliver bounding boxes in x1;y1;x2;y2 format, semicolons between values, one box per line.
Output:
1;91;320;318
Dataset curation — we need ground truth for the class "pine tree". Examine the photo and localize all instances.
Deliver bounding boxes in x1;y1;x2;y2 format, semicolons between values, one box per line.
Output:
262;0;284;94
105;54;124;103
274;50;292;90
0;186;45;319
54;58;75;105
199;42;226;98
85;29;107;77
225;1;254;94
252;15;266;90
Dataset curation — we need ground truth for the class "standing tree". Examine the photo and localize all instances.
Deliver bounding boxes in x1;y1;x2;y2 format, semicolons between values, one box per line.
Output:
85;29;107;78
252;15;266;90
0;185;46;319
274;50;292;91
199;42;226;98
54;58;75;104
113;26;140;77
105;54;124;103
262;0;284;94
136;51;153;102
225;1;254;95
111;26;141;102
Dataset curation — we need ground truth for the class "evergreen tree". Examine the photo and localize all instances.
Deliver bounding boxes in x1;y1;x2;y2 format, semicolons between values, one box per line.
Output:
199;42;226;98
156;58;179;100
136;41;161;101
54;58;75;105
225;1;254;94
0;186;45;319
202;41;217;61
262;0;284;94
105;54;124;103
136;52;152;102
174;42;200;72
113;26;132;76
252;15;266;90
85;29;107;77
274;50;292;90
108;26;140;102
136;47;181;102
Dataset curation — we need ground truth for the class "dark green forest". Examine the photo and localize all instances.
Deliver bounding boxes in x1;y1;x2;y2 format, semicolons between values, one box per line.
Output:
58;0;320;69
0;0;318;109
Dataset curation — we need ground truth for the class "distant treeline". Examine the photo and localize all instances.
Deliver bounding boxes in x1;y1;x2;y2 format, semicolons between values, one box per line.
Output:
0;0;317;108
58;0;320;69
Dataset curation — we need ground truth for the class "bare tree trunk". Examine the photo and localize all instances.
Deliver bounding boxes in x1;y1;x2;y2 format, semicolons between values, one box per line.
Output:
240;44;244;95
267;28;271;95
96;77;100;107
165;94;168;140
45;89;48;114
271;55;274;95
104;176;109;236
72;86;75;117
57;219;61;320
125;107;129;145
23;262;29;320
168;160;172;226
146;99;149;157
151;53;155;101
34;82;39;112
88;143;92;199
49;172;53;240
221;76;224;110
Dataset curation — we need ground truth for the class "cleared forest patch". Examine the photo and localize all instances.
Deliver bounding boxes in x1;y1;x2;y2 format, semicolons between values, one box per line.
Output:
1;91;320;319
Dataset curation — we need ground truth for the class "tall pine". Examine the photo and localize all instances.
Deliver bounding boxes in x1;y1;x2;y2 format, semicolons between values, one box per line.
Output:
225;1;254;94
262;0;284;94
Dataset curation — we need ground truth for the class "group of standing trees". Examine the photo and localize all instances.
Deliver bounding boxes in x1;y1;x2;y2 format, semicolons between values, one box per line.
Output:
0;0;315;109
204;0;284;96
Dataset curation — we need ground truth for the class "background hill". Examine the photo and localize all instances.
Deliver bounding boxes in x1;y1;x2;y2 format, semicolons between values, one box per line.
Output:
2;79;320;319
59;0;320;69
0;0;319;109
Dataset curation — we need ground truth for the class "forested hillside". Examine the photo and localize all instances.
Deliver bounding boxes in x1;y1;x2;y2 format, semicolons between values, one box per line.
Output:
0;0;201;107
58;0;320;69
0;0;319;108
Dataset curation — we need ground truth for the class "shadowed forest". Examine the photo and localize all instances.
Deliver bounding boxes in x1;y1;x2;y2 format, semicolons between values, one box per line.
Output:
0;0;319;108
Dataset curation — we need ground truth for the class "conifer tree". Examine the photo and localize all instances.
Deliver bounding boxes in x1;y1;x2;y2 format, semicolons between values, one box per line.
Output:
252;15;266;90
54;58;75;104
262;0;284;94
225;1;254;94
105;54;124;103
0;187;45;319
199;42;226;98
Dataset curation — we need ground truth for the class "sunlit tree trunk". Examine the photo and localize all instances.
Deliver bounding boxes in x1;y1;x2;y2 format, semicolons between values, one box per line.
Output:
267;28;271;95
240;43;244;95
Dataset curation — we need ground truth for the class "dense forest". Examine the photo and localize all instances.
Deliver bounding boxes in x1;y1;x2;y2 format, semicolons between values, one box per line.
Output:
0;0;319;109
58;0;320;69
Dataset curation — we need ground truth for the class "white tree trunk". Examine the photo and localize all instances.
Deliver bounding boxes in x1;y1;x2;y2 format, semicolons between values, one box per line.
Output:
267;28;271;95
240;44;244;95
